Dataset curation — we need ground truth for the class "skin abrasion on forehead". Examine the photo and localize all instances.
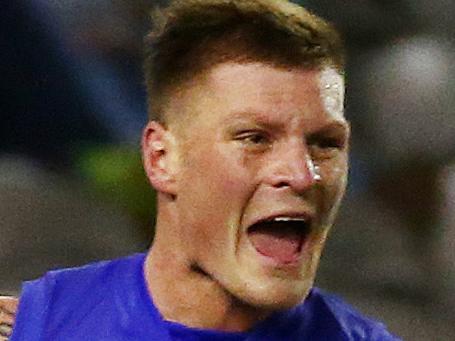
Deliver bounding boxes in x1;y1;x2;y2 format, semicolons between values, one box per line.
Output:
318;67;345;120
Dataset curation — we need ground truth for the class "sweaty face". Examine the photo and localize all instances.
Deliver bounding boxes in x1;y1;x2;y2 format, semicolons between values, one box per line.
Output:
167;62;349;309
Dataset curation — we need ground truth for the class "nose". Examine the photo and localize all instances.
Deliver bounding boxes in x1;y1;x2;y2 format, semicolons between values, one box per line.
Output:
265;140;320;193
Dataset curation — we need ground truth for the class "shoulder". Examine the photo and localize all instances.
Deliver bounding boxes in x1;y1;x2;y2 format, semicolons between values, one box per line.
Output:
302;288;402;340
0;296;18;339
22;253;146;305
25;253;145;295
11;253;146;339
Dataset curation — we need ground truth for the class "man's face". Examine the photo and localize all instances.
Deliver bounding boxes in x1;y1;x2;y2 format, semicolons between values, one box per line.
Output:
166;62;349;309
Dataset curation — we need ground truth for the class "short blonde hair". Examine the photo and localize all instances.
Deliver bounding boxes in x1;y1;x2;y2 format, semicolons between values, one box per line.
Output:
144;0;345;122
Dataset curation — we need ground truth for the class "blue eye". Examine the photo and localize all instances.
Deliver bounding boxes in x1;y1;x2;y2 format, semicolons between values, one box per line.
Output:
314;138;344;149
244;133;267;144
307;136;346;160
236;131;268;144
235;131;271;150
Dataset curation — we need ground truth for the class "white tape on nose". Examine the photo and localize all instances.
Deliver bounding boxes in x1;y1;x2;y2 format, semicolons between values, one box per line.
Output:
313;165;322;182
307;160;321;182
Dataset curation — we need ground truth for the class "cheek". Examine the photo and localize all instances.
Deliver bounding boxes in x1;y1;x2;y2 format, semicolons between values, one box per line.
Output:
211;146;260;193
322;152;348;183
179;145;256;219
319;157;348;204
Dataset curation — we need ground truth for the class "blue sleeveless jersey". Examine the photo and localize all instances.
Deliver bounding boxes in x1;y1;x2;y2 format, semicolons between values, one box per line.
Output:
11;253;400;340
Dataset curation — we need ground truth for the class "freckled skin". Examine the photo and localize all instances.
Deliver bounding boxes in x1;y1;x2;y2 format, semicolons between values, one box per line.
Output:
143;62;349;331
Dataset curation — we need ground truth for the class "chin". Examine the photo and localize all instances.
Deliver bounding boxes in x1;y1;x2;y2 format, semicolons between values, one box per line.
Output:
226;274;314;311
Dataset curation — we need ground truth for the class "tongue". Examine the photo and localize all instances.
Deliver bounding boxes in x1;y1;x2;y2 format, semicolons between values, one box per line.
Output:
248;223;302;264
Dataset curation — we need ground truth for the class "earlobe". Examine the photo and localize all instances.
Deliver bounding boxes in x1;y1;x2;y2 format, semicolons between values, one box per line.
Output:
142;121;177;196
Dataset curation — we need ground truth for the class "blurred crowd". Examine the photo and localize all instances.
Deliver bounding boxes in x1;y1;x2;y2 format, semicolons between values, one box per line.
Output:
1;1;454;339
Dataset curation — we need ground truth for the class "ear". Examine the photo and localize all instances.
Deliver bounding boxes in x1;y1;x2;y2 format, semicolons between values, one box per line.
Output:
142;121;178;196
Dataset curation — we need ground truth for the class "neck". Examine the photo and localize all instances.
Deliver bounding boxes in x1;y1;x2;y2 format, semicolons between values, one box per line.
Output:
144;214;270;332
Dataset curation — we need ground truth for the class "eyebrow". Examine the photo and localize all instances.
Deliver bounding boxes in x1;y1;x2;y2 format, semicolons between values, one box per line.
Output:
308;120;351;138
224;112;350;133
223;111;273;123
222;111;285;130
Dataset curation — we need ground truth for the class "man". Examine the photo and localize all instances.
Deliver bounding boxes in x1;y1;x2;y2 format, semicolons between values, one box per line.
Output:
3;0;400;339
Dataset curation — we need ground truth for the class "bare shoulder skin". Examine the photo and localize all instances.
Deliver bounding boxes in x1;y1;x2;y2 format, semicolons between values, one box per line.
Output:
0;296;18;340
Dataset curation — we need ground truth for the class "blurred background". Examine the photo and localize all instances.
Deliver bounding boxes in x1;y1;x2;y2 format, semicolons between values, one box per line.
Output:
1;0;454;339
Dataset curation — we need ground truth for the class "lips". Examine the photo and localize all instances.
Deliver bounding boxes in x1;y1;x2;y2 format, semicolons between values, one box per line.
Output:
247;216;312;265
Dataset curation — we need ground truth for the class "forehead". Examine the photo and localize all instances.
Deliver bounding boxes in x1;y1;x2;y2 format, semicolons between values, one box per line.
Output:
169;62;345;130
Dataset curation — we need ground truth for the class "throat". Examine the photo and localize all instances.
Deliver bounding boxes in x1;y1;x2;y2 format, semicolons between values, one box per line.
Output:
190;263;212;279
145;252;270;332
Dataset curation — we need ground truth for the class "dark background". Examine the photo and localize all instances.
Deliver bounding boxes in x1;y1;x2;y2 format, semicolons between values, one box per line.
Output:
1;1;454;339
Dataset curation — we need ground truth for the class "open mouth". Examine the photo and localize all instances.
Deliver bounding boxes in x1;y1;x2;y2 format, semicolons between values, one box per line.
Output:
247;216;312;265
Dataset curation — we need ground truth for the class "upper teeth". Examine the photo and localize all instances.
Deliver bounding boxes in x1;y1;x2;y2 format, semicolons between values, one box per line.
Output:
272;217;306;222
